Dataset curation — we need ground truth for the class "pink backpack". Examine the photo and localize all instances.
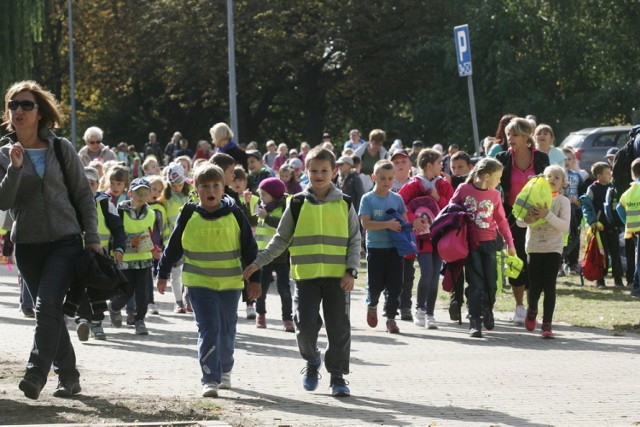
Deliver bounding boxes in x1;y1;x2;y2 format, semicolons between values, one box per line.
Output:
436;219;469;263
407;195;440;241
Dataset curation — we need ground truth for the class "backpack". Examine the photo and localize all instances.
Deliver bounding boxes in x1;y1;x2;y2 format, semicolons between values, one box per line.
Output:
512;175;552;227
582;229;606;281
385;209;418;257
603;186;624;229
430;203;471;262
612;125;640;197
407;195;440;241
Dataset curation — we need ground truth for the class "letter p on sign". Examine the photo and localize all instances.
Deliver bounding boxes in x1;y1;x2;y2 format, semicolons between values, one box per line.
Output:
454;24;472;76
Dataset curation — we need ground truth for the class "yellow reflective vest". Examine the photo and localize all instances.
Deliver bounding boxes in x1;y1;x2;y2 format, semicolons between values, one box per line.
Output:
182;213;244;291
122;210;156;262
148;202;169;244
620;184;640;235
255;206;284;250
289;199;349;280
163;192;191;231
97;200;111;251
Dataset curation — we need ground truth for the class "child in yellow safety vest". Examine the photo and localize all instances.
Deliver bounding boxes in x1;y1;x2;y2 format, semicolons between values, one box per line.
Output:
107;177;162;336
244;147;361;398
157;163;261;398
253;177;293;332
616;158;640;297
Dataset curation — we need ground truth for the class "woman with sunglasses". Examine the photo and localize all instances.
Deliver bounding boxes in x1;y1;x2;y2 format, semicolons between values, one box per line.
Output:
78;125;117;166
0;81;101;400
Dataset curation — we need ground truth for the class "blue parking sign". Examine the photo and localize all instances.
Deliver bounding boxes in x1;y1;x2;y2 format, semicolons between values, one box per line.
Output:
454;25;472;76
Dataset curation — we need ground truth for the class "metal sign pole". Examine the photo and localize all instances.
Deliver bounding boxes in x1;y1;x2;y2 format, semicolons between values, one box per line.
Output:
454;24;480;155
467;76;480;155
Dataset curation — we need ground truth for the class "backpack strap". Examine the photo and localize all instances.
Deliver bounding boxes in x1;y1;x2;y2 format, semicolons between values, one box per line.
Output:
289;194;352;228
176;202;198;231
53;137;83;228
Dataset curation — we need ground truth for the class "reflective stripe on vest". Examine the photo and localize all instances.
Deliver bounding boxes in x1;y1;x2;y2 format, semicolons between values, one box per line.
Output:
255;206;283;250
623;185;640;233
289;199;349;280
122;211;156;262
182;213;244;291
97;201;111;250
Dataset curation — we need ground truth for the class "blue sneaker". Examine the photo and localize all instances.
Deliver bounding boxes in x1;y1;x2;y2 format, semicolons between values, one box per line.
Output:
301;359;321;391
330;374;350;397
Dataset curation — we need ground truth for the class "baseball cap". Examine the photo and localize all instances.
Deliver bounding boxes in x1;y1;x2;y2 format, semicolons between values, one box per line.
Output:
322;132;331;138
606;147;619;158
412;140;425;148
246;150;262;161
336;156;354;166
390;148;410;160
130;177;151;192
84;167;99;183
289;158;304;170
289;148;299;155
166;162;186;185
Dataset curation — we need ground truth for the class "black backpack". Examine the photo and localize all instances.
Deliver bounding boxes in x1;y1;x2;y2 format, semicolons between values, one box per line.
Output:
612;125;640;196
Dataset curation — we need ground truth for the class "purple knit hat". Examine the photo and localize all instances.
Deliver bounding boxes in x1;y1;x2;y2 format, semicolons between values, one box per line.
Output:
258;177;286;199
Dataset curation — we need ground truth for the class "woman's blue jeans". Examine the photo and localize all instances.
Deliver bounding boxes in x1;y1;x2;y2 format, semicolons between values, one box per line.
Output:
15;235;83;384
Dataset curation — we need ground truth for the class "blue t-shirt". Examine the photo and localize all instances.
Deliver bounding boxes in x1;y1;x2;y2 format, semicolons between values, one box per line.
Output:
565;169;582;201
26;148;48;178
359;190;407;248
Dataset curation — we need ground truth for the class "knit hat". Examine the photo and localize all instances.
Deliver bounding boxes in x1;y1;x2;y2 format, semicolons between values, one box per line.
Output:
166;162;186;184
258;177;286;199
84;167;100;183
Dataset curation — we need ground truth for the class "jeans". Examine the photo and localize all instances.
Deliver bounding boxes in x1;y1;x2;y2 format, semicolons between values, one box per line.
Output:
15;235;83;384
112;268;151;321
188;287;241;384
416;252;442;316
294;278;350;375
399;257;416;311
256;262;293;321
465;240;497;320
19;274;34;311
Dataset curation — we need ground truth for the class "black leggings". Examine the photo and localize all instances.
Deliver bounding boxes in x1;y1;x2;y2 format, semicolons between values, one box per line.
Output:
527;252;562;323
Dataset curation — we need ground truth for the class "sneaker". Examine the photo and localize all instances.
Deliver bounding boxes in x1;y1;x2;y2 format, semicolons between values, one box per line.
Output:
569;264;581;275
186;304;193;313
469;318;482;338
90;322;107;340
76;319;90;342
482;308;495;331
148;303;159;315
134;320;149;335
413;308;426;327
400;308;413;321
512;305;525;325
246;304;257;319
557;267;566;277
19;373;44;400
449;300;460;322
174;303;186;314
21;308;35;318
596;279;606;288
256;313;267;328
283;320;295;333
426;315;438;330
107;302;122;328
386;319;400;334
126;313;136;326
524;308;538;332
541;322;554;339
631;287;640;297
52;378;81;398
330;374;350;397
219;372;231;390
614;278;624;287
301;359;322;391
366;306;378;328
202;382;218;397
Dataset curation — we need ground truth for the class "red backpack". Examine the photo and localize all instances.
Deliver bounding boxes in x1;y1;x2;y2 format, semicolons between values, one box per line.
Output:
582;230;606;281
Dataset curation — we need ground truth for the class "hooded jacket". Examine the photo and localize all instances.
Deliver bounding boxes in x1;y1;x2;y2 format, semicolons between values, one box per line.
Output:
0;129;99;245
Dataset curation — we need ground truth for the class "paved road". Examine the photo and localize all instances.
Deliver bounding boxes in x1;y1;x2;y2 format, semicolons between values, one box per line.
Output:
0;265;639;426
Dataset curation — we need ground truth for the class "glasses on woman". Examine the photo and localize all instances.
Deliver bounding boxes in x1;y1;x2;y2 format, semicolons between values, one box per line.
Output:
8;100;39;111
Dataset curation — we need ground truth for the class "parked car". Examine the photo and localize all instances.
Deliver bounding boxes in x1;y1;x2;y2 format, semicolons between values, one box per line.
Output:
560;126;633;176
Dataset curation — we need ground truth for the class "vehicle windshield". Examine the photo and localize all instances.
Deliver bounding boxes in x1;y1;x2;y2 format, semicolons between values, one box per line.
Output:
560;134;585;148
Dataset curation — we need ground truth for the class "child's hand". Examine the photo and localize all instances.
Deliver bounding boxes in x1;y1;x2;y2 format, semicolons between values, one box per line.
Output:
413;217;427;233
114;251;124;263
441;171;452;184
387;219;402;232
157;278;168;295
428;188;440;201
507;246;517;257
243;262;260;280
257;207;268;219
246;281;262;300
532;203;549;218
151;245;162;260
243;190;252;203
340;274;355;291
86;243;103;254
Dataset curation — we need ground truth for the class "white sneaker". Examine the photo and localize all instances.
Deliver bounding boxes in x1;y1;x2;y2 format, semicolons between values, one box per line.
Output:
202;382;218;397
513;305;526;325
219;372;231;390
148;303;159;315
413;308;426;327
426;315;438;330
246;304;257;320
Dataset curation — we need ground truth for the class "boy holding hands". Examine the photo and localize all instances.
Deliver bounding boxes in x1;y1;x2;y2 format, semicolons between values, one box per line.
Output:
157;164;261;398
244;147;361;397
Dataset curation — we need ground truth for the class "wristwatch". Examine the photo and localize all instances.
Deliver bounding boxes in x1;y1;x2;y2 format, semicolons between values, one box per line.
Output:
345;268;358;279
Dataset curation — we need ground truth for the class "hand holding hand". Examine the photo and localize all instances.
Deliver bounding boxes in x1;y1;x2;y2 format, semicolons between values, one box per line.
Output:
157;278;168;294
246;281;262;300
243;262;259;280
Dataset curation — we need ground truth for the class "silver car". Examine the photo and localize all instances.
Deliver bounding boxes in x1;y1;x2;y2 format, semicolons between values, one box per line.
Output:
560;126;632;175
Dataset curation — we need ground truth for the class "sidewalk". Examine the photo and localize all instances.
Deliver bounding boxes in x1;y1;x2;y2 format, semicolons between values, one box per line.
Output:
1;265;639;426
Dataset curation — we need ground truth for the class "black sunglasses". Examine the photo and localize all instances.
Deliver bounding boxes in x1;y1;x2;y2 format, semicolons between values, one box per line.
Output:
8;100;39;111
